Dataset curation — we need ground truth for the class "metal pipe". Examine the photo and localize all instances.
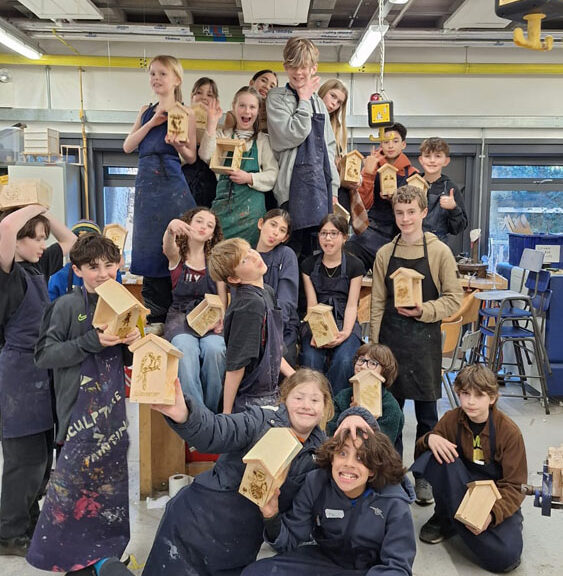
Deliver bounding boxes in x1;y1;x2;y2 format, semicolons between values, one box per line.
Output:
78;67;89;219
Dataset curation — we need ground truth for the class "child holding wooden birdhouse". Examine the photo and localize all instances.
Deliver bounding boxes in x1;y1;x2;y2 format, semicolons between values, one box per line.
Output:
199;86;279;246
208;237;294;414
123;55;197;325
0;204;75;557
163;207;227;412
244;429;416;576
327;343;404;449
411;365;526;573
142;368;377;576
28;233;140;573
300;214;364;396
370;185;462;505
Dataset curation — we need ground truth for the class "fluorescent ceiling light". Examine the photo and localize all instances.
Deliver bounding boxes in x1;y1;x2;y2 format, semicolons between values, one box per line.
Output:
349;24;388;67
0;28;42;59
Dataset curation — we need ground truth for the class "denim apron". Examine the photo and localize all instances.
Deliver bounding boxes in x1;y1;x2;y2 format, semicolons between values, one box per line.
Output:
27;287;129;571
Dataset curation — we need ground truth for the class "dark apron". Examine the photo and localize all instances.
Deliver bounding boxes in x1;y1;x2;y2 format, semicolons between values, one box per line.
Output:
233;300;283;412
130;104;196;278
27;287;129;571
379;234;442;401
288;97;333;231
212;137;264;246
164;263;218;341
0;268;53;439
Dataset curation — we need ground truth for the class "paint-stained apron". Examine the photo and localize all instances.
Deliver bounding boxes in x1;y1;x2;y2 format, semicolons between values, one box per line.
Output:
27;288;129;572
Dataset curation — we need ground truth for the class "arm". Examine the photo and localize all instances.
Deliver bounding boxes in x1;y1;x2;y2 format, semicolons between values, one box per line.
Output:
266;89;313;153
162;218;193;264
414;409;458;459
248;133;279;192
280;357;295;378
44;211;76;257
369;249;389;343
198;99;223;163
222;367;245;414
0;204;46;273
275;249;299;334
301;273;318;309
325;274;362;348
123;105;163;154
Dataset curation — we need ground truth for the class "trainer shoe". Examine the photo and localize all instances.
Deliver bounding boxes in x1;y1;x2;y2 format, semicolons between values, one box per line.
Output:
415;477;434;505
419;513;456;544
0;535;30;557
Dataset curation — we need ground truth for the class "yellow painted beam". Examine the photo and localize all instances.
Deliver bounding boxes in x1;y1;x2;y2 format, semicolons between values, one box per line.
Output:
0;53;562;75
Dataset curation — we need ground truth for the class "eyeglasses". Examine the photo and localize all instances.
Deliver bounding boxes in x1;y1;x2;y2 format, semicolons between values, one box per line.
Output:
319;230;341;239
355;357;380;370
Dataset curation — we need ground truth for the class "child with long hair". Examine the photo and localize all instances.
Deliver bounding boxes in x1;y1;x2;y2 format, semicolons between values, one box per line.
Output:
300;214;363;395
243;429;416;576
256;209;299;367
200;86;279;246
123;55;197;324
163;207;226;412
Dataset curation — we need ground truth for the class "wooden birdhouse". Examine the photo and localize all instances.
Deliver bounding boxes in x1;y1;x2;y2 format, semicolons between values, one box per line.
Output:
103;223;128;254
406;173;430;196
190;103;207;143
186;294;225;336
455;480;502;532
333;201;350;224
389;267;424;308
128;334;183;405
377;163;399;198
0;178;52;210
167;102;190;143
239;428;302;507
23;127;59;156
210;138;246;174
547;445;563;500
93;278;149;338
349;369;385;418
339;150;364;187
304;303;338;348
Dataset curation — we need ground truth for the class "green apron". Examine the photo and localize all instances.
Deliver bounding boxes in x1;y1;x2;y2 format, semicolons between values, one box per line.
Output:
212;136;264;246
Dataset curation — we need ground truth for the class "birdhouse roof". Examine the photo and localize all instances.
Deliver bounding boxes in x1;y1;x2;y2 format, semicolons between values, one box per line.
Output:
407;173;430;189
242;428;302;475
204;293;224;309
167;102;189;115
344;149;364;160
304;303;333;321
377;163;399;175
349;368;386;386
191;103;207;122
467;480;502;500
128;333;183;357
103;223;127;236
94;278;150;316
389;267;425;281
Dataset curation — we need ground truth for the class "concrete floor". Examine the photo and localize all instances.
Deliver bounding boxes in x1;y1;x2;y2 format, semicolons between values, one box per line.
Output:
2;389;562;576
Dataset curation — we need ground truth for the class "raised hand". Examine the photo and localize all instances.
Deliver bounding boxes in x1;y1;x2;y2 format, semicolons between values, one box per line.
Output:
439;188;457;210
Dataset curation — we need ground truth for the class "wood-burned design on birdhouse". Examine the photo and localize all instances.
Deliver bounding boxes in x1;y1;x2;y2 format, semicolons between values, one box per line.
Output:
186;294;225;336
239;428;302;507
377;164;399;198
0;178;52;210
406;174;430;196
210;138;246;174
190;103;207;143
349;369;385;418
455;480;502;532
93;278;149;338
103;223;128;254
128;334;183;405
389;267;424;309
304;303;339;348
339;150;364;187
167;102;190;142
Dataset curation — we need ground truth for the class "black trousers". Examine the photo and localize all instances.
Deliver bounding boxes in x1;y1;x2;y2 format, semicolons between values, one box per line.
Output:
395;398;438;467
0;429;53;540
141;275;172;324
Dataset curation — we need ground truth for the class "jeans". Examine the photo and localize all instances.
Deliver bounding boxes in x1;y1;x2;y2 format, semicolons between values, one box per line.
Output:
171;333;225;412
300;332;362;396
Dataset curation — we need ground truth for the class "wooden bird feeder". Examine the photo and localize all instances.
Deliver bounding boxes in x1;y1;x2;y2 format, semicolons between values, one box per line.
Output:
349;369;385;418
406;173;430;196
103;223;128;254
186;293;225;336
455;480;502;532
0;178;52;210
210;138;246;174
239;427;302;507
167;102;190;143
93;278;149;338
304;303;339;348
389;267;424;308
339;150;364;187
190;103;208;143
377;163;399;198
129;334;183;405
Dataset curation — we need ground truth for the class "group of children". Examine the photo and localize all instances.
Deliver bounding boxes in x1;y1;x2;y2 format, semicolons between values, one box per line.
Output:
0;34;528;576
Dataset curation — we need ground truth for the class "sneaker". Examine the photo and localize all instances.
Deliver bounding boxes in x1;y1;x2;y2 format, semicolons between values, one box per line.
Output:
0;535;30;557
419;513;455;544
415;477;434;506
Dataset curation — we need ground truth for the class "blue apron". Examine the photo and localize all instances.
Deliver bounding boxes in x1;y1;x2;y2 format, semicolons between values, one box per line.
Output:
130;104;196;278
288;96;333;231
379;234;442;401
164;263;219;341
27;287;129;571
0;268;53;439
